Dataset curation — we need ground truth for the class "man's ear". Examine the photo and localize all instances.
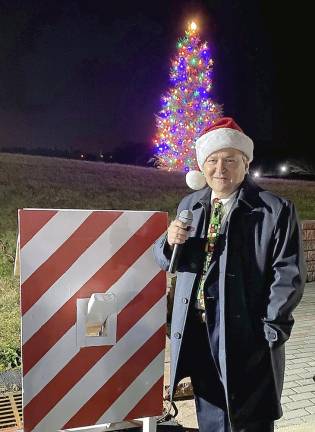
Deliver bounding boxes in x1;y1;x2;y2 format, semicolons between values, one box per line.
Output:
244;159;250;174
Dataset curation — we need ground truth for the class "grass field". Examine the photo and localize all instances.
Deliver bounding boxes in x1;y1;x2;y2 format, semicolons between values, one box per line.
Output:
1;152;315;369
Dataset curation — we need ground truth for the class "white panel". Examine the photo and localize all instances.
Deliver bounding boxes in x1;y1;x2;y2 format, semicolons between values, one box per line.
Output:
23;326;78;406
20;211;93;284
97;352;164;424
22;211;154;343
31;297;166;432
23;249;162;405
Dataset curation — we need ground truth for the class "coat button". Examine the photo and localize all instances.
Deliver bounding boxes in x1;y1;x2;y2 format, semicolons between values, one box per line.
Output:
269;331;277;341
182;297;188;304
174;332;182;339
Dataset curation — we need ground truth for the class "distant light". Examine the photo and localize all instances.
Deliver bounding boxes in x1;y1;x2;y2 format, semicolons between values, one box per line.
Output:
190;21;197;31
100;154;104;158
253;170;260;178
280;164;287;172
80;154;84;158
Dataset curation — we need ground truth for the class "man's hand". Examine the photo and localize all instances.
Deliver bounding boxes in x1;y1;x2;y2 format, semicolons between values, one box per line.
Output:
167;219;192;248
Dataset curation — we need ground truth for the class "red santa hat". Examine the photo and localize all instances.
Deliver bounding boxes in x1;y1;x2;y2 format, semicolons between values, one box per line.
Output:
186;117;254;190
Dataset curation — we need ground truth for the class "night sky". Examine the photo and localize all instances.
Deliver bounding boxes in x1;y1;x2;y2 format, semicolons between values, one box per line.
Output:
0;1;310;163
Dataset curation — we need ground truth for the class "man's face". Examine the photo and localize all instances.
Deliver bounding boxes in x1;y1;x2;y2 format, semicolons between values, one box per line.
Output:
203;148;249;197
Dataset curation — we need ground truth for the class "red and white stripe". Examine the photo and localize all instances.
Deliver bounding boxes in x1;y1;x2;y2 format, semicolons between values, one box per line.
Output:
19;209;167;432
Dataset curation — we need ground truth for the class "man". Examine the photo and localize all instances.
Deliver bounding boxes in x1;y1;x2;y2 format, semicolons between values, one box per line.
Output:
153;117;306;432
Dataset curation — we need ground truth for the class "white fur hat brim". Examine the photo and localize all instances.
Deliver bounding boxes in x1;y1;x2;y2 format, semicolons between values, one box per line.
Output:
195;128;254;170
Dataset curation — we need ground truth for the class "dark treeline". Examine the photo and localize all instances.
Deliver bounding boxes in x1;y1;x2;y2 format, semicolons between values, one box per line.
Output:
0;141;155;167
1;141;315;180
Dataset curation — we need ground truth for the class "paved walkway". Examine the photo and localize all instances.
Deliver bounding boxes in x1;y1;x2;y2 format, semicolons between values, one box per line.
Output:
164;281;315;430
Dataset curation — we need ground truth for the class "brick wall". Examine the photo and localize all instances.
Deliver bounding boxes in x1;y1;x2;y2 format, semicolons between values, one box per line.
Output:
302;221;315;282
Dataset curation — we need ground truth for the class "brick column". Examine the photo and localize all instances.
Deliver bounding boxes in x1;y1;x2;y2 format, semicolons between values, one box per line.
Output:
302;221;315;282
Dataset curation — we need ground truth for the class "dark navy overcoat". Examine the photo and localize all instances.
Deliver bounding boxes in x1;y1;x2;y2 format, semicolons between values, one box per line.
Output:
153;175;306;426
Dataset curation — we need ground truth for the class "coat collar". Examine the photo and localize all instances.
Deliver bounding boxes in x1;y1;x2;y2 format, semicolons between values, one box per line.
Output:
237;175;263;210
192;175;262;211
191;187;211;210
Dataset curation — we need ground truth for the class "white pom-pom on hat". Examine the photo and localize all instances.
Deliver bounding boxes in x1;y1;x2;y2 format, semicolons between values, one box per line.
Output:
186;170;207;190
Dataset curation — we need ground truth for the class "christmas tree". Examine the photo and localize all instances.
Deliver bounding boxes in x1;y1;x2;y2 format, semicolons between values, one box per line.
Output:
153;21;222;172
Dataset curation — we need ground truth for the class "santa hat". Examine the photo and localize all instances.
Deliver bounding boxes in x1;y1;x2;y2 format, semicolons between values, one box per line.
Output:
186;117;254;190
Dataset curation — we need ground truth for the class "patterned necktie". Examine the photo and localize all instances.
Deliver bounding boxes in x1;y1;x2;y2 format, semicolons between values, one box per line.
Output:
196;198;224;310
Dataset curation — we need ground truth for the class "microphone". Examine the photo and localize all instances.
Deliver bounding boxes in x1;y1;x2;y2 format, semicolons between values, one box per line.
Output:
168;209;193;274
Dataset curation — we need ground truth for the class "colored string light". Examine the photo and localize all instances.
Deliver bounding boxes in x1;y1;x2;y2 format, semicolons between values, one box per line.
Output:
153;21;222;171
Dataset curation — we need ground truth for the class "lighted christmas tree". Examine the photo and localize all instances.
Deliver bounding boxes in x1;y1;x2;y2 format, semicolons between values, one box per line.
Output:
153;21;222;172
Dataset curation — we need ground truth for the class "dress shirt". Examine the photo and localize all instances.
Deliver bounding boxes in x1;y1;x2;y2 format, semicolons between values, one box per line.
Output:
210;189;238;226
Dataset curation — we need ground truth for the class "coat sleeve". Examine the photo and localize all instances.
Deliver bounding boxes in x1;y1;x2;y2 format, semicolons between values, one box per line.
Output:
152;232;173;272
152;199;186;272
263;200;306;347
